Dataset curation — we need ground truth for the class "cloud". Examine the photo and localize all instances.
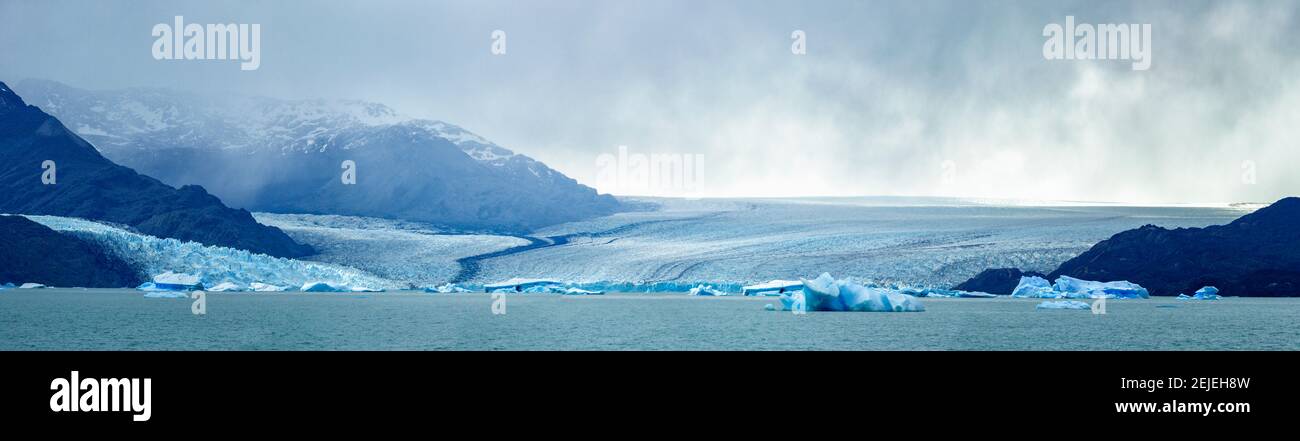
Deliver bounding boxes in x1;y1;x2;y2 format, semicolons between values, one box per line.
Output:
2;0;1297;203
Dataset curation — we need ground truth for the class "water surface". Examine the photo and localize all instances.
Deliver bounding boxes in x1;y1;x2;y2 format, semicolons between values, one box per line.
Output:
2;289;1295;350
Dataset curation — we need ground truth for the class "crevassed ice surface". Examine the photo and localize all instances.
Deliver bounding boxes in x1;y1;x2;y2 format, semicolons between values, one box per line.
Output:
471;197;1245;288
254;213;528;286
25;215;399;289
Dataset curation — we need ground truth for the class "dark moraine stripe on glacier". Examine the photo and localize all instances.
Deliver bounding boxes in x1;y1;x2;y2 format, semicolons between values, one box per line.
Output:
451;211;730;283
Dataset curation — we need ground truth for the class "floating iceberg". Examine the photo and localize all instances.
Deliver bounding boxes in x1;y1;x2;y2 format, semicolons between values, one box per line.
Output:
562;287;604;295
1180;286;1221;300
300;281;349;292
152;272;202;291
688;285;728;296
1036;300;1091;310
206;282;244;292
26;215;398;290
1195;286;1220;300
424;283;473;293
349;286;384;292
18;283;47;289
249;282;287;292
742;280;803;296
1011;275;1149;299
1011;276;1059;298
776;273;925;312
1053;276;1149;299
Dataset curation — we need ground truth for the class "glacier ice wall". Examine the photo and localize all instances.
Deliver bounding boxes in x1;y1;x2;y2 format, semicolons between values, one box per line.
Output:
25;215;399;290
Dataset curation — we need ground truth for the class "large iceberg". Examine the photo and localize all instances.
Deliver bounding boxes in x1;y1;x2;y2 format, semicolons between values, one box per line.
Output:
1011;275;1149;299
152;272;201;291
775;273;925;312
1053;276;1149;299
1011;276;1059;298
25;215;398;290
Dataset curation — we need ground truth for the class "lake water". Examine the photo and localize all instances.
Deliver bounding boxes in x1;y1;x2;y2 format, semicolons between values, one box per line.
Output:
2;289;1296;350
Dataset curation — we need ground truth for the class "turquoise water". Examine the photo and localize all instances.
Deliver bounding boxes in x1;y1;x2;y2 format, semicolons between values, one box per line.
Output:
1;289;1297;350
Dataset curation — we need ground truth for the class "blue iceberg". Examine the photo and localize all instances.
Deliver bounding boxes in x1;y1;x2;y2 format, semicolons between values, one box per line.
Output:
1053;276;1149;299
1185;286;1221;300
688;285;728;296
1011;276;1059;298
776;273;925;312
1011;275;1149;299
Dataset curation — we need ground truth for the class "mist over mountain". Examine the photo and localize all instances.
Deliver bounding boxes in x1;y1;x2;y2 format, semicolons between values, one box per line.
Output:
15;79;621;233
0;80;312;258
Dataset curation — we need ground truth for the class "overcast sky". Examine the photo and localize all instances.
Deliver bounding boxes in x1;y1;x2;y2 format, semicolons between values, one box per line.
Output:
3;0;1298;203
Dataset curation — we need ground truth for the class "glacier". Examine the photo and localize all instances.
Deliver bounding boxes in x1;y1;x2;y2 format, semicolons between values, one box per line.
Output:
1011;275;1149;299
25;215;399;291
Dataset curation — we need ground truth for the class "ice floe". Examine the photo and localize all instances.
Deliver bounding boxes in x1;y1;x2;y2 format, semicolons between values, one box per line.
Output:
1011;275;1149;299
1036;300;1092;310
152;272;201;291
18;283;47;289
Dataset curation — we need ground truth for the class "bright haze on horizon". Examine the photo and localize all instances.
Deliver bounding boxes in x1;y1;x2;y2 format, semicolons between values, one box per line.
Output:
2;0;1297;204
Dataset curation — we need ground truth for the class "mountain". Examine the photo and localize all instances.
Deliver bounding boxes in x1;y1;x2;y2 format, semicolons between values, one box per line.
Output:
0;215;140;287
953;198;1300;296
14;79;621;232
952;268;1047;295
0;80;313;258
